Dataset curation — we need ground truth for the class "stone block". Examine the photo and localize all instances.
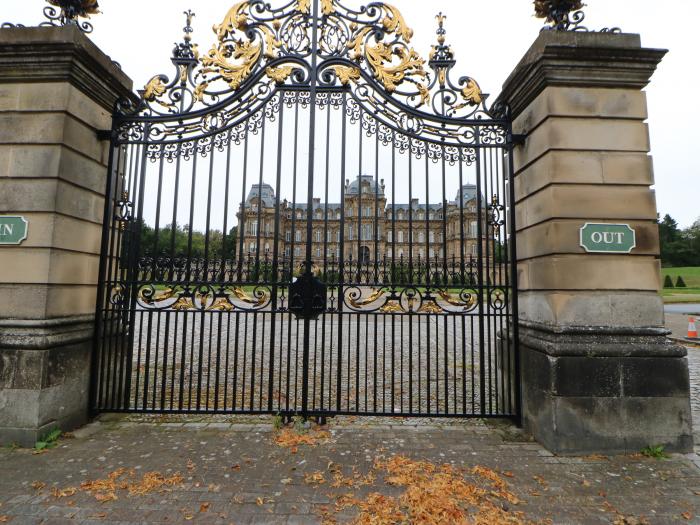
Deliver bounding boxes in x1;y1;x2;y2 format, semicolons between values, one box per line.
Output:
9;213;102;254
15;82;112;131
0;284;97;319
513;151;654;201
0;83;19;111
520;340;693;455
0;248;100;285
514;86;648;134
515;118;650;170
515;184;658;229
0;112;105;163
517;291;665;327
621;357;690;398
517;219;659;260
0;112;66;144
553;357;621;397
0;145;61;179
519;254;661;291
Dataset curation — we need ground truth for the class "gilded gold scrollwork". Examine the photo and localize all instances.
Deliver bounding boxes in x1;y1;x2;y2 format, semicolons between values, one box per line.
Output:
232;287;266;306
418;301;442;314
321;0;335;15
172;297;195;311
349;288;384;308
380;301;403;313
201;39;261;91
365;43;427;93
138;0;489;124
207;298;236;311
333;65;361;85
437;289;477;310
138;287;176;305
297;0;310;14
142;76;170;107
266;65;294;84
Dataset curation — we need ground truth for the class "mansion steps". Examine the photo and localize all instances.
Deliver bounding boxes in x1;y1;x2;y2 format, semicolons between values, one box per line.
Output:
239;175;484;264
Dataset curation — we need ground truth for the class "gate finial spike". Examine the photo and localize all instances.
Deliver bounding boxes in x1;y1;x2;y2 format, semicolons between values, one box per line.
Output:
172;9;198;61
183;9;196;42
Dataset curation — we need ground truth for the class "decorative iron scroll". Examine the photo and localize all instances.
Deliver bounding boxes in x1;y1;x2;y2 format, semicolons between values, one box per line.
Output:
534;0;621;33
117;0;507;148
2;0;100;34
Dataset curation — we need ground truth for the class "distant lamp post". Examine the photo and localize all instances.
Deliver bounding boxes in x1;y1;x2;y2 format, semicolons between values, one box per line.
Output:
2;0;100;33
534;0;620;33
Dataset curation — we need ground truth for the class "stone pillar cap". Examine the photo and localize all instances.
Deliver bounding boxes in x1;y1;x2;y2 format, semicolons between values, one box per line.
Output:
497;31;667;119
0;25;137;111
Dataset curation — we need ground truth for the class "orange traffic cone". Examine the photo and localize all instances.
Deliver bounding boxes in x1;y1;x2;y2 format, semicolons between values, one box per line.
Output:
688;317;698;340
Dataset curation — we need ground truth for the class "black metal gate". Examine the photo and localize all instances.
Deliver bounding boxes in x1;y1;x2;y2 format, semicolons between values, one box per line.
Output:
92;0;520;420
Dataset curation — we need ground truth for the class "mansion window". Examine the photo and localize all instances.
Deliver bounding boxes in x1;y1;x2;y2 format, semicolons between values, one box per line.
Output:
295;231;301;242
285;231;291;242
470;222;478;238
398;231;404;243
387;231;393;242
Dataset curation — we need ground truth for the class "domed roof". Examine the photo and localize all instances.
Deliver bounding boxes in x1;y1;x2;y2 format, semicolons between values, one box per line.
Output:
346;175;384;196
246;183;276;207
455;184;479;205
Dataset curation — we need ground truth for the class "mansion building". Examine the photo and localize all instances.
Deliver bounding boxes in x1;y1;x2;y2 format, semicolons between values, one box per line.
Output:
239;175;483;264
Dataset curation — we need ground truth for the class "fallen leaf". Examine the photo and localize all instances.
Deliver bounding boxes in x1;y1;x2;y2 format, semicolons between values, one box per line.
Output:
51;487;77;498
304;472;326;485
582;480;591;487
31;481;46;491
199;502;210;513
256;497;264;506
682;512;692;521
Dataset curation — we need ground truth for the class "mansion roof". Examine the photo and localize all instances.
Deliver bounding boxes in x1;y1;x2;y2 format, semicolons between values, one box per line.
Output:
245;176;481;211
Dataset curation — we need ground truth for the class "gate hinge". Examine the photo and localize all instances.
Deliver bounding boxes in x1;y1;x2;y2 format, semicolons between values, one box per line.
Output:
511;133;527;146
96;129;113;141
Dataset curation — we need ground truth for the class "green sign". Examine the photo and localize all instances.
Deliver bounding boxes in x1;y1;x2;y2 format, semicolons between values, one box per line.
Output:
0;216;28;245
580;223;636;254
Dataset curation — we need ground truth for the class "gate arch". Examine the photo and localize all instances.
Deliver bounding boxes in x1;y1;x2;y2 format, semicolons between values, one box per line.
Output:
92;0;520;419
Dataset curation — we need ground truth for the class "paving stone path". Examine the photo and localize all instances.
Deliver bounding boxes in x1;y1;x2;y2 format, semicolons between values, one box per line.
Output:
1;415;699;525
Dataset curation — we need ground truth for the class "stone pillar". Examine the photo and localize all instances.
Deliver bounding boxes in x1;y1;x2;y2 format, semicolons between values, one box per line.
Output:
0;26;135;446
498;32;693;454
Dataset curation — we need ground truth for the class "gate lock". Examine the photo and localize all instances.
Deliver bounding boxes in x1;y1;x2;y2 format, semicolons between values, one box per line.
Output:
288;272;327;321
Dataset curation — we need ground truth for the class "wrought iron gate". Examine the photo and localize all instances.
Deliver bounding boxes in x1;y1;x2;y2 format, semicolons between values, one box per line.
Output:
92;0;520;420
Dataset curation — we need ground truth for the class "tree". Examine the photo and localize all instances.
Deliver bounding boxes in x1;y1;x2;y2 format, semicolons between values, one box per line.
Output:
658;214;680;246
676;276;687;288
658;214;700;267
663;275;674;288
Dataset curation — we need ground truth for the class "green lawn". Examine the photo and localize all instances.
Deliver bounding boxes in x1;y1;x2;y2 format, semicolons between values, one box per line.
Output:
661;267;700;288
661;267;700;303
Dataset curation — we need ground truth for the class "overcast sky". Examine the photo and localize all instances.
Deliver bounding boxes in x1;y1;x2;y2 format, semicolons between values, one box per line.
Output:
7;0;699;227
